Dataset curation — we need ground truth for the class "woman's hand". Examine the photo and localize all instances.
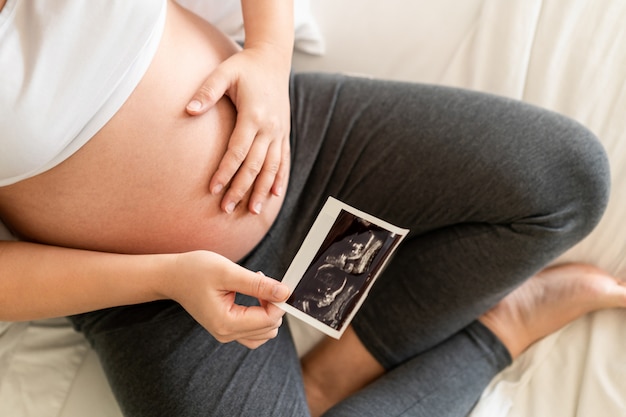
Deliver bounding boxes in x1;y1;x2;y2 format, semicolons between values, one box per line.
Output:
163;250;290;349
186;45;291;215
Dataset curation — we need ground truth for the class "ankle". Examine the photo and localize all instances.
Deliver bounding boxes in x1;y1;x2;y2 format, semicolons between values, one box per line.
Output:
300;327;385;415
479;306;527;359
302;361;334;417
479;263;626;360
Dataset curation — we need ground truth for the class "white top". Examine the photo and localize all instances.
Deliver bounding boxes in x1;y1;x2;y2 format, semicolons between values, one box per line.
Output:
0;0;167;187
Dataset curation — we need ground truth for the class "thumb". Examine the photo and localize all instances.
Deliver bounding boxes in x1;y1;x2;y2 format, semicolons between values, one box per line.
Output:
229;270;291;303
256;271;291;302
186;67;230;115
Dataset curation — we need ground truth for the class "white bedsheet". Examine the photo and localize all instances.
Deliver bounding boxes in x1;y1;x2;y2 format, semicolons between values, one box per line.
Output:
471;309;626;416
0;320;90;417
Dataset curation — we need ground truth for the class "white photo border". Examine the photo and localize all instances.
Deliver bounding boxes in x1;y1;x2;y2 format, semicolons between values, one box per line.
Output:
275;197;409;339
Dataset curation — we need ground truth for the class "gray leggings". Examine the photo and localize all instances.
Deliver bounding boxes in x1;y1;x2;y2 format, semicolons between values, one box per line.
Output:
70;73;610;417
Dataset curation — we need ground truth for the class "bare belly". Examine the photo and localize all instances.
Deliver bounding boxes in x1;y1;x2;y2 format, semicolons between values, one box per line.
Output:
0;2;287;260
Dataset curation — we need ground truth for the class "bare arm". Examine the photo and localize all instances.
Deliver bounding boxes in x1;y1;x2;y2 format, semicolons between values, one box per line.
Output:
0;240;168;320
0;241;290;348
240;0;294;55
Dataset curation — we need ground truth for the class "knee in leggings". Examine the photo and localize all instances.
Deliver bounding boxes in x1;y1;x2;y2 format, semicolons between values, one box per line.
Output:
531;113;610;244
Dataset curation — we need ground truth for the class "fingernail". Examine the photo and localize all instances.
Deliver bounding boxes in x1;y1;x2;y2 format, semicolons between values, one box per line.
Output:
273;186;283;197
253;202;262;214
225;202;236;213
212;183;223;194
187;100;202;111
272;284;289;301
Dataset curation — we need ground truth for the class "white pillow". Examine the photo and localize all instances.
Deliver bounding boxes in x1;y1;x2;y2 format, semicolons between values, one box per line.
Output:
176;0;325;55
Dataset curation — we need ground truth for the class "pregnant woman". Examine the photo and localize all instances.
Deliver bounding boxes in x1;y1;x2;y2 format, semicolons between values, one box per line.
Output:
1;1;624;416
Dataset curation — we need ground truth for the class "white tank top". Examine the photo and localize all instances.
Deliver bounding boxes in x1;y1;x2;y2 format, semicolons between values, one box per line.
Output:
0;0;167;187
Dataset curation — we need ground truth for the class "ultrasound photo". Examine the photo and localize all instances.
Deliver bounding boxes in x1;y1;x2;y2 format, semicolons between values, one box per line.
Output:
276;197;408;338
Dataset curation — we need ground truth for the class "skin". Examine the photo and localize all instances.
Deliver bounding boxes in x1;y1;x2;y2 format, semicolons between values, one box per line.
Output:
1;0;625;415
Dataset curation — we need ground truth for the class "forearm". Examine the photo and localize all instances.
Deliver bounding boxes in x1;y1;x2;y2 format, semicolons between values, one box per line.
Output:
240;0;294;64
0;241;172;321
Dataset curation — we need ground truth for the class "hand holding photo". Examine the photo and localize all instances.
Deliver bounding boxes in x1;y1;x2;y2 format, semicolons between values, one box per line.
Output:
275;197;409;339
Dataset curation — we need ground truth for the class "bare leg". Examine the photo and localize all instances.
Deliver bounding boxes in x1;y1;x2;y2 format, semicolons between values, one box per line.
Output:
302;263;626;416
301;327;384;417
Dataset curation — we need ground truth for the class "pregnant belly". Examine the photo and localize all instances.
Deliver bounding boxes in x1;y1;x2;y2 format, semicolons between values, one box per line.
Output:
0;2;287;260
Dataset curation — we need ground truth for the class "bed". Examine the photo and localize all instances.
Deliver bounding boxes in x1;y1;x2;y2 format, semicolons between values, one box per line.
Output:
1;0;625;415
